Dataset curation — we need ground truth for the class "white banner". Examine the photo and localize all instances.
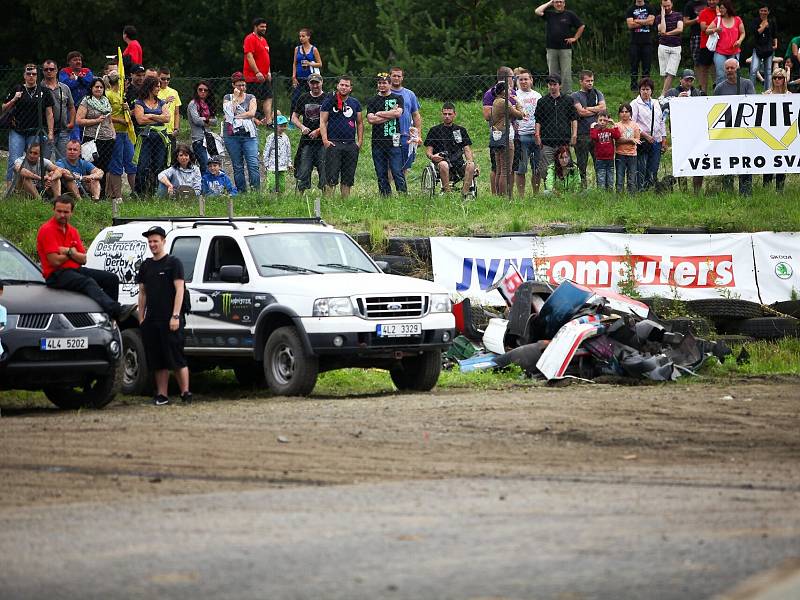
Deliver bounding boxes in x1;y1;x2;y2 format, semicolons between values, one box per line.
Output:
751;232;800;304
670;95;800;176
431;233;763;304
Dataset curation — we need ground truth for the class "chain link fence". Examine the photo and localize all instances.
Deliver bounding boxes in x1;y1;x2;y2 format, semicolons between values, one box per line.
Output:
1;66;796;200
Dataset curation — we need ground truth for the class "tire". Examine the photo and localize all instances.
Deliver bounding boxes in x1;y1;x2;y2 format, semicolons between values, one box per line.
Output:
664;316;715;338
43;356;122;410
686;299;767;322
234;363;266;387
644;226;710;234
263;326;318;396
770;300;800;319
723;317;800;340
389;349;442;392
421;164;437;198
121;329;152;396
387;237;431;262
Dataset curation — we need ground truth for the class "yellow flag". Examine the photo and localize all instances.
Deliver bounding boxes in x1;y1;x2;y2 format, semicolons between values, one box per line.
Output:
118;47;137;144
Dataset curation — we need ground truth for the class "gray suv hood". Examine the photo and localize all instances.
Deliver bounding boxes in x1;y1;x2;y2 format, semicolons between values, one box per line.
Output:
2;284;103;314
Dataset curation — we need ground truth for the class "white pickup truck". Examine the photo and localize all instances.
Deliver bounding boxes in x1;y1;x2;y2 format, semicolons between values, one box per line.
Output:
86;217;455;396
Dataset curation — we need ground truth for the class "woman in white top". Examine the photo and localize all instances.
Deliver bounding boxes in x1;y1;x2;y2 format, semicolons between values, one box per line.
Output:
222;72;261;193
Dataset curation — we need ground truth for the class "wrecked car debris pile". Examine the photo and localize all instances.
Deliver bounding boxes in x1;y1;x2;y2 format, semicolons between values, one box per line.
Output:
448;279;739;382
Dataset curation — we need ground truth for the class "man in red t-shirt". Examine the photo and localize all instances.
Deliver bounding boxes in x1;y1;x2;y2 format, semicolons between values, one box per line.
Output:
696;0;719;94
243;17;273;126
36;195;122;318
122;25;143;66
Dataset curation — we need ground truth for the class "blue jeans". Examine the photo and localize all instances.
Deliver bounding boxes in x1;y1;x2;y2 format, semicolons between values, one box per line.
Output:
400;135;416;170
749;50;773;91
50;130;72;162
6;131;40;182
615;154;637;193
224;134;260;192
109;134;137;175
192;140;209;174
515;134;540;175
714;52;740;84
637;141;661;191
371;145;406;196
595;159;614;190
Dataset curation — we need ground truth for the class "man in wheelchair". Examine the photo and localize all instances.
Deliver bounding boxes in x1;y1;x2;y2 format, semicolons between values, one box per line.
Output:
423;102;478;198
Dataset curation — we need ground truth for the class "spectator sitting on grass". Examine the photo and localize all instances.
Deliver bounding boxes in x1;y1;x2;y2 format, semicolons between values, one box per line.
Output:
57;139;103;200
544;145;580;194
157;144;201;197
201;156;237;196
13;142;62;198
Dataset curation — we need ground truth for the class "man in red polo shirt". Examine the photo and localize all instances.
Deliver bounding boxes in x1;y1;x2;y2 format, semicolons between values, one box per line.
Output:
243;17;273;127
36;194;122;318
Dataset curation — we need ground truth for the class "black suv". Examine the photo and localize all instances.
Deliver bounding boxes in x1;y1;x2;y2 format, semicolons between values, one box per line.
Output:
0;237;123;409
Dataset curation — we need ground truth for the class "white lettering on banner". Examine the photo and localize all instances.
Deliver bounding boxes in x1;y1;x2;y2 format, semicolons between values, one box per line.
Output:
670;95;800;176
429;234;764;304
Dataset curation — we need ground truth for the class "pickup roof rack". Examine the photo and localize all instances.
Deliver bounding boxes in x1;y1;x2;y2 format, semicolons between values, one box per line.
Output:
112;216;327;226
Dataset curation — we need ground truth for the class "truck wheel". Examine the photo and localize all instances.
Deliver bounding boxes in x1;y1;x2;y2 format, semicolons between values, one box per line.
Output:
121;329;152;396
43;355;122;409
390;349;442;392
263;326;318;396
234;363;266;387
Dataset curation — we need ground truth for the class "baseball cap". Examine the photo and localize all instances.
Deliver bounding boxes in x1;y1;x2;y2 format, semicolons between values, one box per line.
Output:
142;225;167;238
207;155;222;165
681;69;695;79
230;71;245;83
308;73;323;83
276;115;289;126
130;64;145;74
546;74;561;84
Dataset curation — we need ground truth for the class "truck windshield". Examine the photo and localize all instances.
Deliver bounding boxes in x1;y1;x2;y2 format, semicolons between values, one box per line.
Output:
246;232;378;277
0;241;46;283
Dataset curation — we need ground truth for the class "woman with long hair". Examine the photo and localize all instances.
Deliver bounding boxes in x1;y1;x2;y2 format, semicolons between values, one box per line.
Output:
290;28;322;115
489;81;525;197
75;77;115;196
132;75;171;195
544;145;580;194
157;143;201;196
707;0;745;84
222;72;260;193
187;80;217;174
614;103;640;194
762;68;789;191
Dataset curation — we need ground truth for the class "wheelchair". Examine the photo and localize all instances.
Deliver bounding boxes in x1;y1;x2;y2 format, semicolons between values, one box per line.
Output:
420;151;479;199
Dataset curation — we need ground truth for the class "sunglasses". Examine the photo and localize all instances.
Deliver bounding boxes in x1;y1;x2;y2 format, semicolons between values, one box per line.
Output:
197;87;209;92
160;77;170;81
43;67;57;72
773;76;785;80
25;71;37;75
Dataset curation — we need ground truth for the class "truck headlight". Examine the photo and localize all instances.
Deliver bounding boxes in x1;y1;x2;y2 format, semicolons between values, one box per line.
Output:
430;294;452;313
313;297;354;317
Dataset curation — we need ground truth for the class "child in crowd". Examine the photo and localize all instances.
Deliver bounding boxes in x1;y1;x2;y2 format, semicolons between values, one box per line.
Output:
201;156;237;196
614;103;641;194
544;145;581;194
262;115;293;192
157;144;201;197
589;111;621;191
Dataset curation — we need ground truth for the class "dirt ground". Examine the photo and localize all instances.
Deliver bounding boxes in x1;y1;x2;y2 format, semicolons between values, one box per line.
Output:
1;379;799;508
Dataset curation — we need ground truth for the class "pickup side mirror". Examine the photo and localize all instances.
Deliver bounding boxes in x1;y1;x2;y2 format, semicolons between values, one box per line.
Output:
375;260;389;273
219;265;245;282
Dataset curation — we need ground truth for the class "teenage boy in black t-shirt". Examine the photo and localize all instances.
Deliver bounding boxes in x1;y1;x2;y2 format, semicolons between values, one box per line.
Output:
366;73;405;196
291;73;330;191
136;225;191;405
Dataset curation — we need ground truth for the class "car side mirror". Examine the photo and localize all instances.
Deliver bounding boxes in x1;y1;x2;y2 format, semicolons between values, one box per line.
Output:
219;265;245;282
375;260;389;273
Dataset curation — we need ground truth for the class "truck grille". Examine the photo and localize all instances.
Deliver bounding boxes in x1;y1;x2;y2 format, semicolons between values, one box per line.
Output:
64;313;95;328
17;313;52;329
356;295;428;319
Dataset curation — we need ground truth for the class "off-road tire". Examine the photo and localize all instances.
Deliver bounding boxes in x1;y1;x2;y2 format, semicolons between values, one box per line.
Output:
263;326;318;396
390;349;442;392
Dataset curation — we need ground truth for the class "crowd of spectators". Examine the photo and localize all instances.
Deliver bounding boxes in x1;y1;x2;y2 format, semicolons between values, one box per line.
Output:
1;5;798;200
